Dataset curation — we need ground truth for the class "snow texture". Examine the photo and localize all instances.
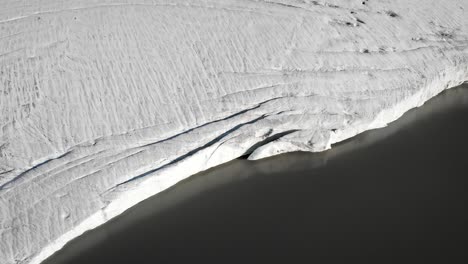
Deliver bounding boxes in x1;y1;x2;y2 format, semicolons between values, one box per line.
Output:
0;0;467;263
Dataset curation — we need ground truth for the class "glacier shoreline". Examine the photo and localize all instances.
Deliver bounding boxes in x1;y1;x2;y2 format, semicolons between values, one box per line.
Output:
1;1;467;263
32;70;468;264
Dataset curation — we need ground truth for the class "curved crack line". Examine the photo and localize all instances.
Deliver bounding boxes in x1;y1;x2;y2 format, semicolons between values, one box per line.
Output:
130;96;287;150
242;129;299;157
103;112;273;194
0;151;71;191
0;96;285;195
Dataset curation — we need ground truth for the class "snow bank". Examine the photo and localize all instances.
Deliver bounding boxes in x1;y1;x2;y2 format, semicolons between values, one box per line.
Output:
0;1;467;263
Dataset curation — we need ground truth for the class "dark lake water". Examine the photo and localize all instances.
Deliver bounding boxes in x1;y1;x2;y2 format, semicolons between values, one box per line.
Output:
44;84;468;264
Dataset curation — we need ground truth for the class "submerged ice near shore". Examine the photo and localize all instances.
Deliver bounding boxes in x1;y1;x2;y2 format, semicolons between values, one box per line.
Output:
0;0;467;263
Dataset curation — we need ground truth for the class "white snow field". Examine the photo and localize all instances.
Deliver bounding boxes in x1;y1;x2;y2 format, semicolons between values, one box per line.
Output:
0;0;467;263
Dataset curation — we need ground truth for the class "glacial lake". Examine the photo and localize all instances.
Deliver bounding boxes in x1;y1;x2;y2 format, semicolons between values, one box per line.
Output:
44;83;468;263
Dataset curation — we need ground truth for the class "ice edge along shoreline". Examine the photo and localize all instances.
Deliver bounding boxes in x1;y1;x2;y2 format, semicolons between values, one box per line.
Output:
32;66;468;264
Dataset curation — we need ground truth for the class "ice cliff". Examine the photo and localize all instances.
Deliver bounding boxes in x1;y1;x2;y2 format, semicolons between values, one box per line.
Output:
1;0;467;263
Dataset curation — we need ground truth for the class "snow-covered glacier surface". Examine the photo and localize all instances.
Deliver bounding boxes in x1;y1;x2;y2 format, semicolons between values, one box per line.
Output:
0;0;467;263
